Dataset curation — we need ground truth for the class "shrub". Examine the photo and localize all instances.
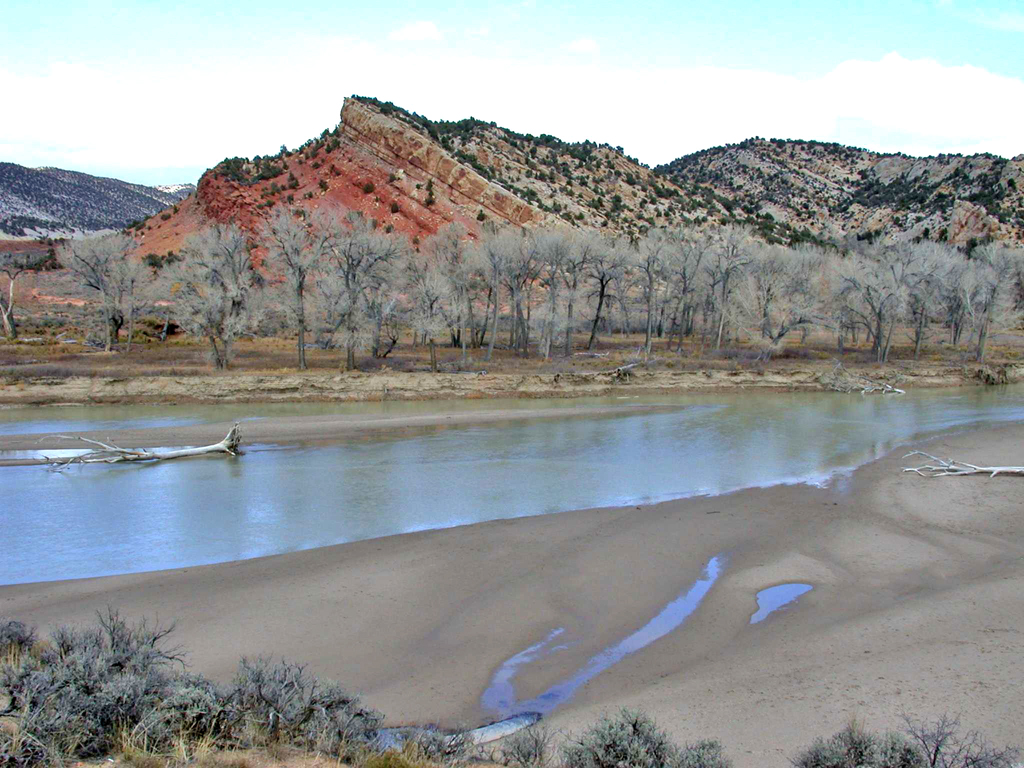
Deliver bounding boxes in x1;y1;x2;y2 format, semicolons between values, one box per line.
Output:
0;618;36;660
562;709;679;768
319;180;329;192
677;740;731;768
793;722;924;768
391;201;400;213
901;713;1019;768
230;656;381;756
0;611;380;764
501;725;553;768
363;182;376;194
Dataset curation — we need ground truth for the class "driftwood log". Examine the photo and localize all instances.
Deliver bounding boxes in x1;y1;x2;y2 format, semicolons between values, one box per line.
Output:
45;424;241;470
820;361;905;395
902;451;1024;478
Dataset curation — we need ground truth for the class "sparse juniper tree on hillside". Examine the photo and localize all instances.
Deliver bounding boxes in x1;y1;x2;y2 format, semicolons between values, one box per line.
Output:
168;224;263;369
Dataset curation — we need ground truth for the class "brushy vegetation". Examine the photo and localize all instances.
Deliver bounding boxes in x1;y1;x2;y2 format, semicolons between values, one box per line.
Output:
792;718;1019;768
1;616;1018;768
561;709;729;768
0;611;381;767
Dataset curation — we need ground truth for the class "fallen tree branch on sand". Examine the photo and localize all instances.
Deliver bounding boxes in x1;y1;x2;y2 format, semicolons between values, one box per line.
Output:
820;361;905;394
902;450;1024;477
44;423;242;470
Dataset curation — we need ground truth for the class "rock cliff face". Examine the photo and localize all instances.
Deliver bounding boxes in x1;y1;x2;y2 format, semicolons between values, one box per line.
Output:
656;139;1024;247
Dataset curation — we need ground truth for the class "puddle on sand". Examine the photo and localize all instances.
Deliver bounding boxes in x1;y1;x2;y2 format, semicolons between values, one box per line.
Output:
749;583;813;624
482;555;724;717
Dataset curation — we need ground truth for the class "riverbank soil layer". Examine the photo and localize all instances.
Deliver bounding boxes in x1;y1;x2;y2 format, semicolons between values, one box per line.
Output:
2;426;1022;766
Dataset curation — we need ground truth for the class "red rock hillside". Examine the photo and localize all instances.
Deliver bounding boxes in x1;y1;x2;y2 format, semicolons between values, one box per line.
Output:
135;98;552;257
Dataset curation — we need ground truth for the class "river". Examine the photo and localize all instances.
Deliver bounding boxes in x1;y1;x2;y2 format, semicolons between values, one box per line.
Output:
3;387;1023;585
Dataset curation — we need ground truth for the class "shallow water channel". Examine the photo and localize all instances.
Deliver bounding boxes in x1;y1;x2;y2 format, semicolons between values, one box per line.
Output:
3;387;1024;585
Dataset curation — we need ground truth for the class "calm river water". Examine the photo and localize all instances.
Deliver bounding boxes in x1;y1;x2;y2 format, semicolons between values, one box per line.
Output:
3;387;1024;585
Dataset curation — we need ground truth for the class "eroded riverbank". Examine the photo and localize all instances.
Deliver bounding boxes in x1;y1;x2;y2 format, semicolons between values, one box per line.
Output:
0;360;1014;407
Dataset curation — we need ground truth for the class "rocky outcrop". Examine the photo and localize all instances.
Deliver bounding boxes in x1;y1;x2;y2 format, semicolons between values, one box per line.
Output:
657;139;1024;247
339;99;543;227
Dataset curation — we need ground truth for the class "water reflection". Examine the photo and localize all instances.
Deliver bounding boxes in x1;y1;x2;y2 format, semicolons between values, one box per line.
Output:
749;583;813;624
482;556;723;716
3;386;1024;584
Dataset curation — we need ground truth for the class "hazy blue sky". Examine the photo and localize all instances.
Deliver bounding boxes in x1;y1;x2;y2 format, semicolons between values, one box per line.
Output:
2;0;1022;185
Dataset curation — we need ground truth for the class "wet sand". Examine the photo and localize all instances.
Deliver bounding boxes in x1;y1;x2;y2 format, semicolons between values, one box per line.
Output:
2;426;1022;765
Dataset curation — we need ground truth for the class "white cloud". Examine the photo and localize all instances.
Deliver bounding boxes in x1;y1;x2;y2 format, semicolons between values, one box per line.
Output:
565;38;599;54
466;24;490;37
2;46;1021;186
388;21;442;42
972;10;1024;32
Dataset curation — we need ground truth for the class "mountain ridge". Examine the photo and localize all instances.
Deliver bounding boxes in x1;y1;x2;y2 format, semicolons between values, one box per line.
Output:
7;97;1022;252
0;163;195;239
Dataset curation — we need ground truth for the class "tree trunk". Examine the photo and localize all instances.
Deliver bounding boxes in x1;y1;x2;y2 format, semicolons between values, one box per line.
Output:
588;284;607;350
976;316;990;362
103;309;113;352
1;279;17;339
209;336;227;369
430;339;438;372
126;304;135;354
564;297;575;357
297;292;307;369
0;306;15;339
486;284;499;361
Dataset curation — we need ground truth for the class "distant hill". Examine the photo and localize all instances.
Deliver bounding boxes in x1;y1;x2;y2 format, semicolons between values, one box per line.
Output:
655;138;1024;247
0;163;195;238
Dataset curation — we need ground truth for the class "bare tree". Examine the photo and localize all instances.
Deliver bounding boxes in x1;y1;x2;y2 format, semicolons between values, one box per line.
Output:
423;224;476;362
901;712;1019;768
503;231;540;355
474;228;515;362
736;244;820;359
836;242;915;363
636;229;670;358
584;235;624;349
262;208;324;369
663;228;711;351
60;233;137;351
0;250;46;339
168;224;263;369
561;230;596;356
315;210;404;370
962;244;1023;361
704;225;752;350
535;230;571;359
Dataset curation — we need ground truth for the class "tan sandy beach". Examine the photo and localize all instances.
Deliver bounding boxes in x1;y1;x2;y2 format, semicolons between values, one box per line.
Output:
2;425;1022;766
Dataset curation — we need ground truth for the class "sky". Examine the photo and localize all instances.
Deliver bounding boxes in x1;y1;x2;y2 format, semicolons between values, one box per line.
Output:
2;0;1023;186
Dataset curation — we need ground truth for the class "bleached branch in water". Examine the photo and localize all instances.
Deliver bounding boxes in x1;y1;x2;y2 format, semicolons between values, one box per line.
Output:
44;424;241;471
902;450;1024;478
